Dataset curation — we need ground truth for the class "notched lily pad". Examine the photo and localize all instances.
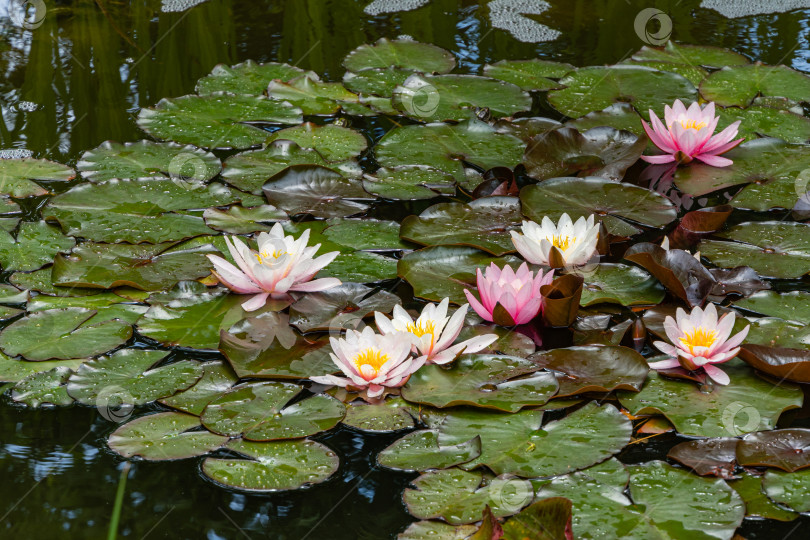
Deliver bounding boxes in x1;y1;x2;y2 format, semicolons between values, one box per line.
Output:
159;360;238;416
737;429;810;472
580;263;665;307
0;158;74;197
667;438;739;478
108;411;228;461
343;38;455;74
289;283;400;333
341;397;416;433
195;60;307;95
11;366;74;407
483;59;573;91
263;165;372;218
0;221;75;272
700;64;810;107
379;430;482;471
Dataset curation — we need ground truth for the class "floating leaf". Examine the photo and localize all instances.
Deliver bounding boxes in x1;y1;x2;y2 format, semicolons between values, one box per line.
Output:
343;67;413;97
137;94;303;150
763;468;810;512
548;65;697;119
108;411;228;461
566;103;644;135
343;38;455;73
400;197;521;256
0;221;75;272
318;251;398;283
11;366;74;407
729;473;797;521
398;521;478;540
626;60;707;86
0;158;74;197
618;363;803;437
529;345;649;397
195;60;307;95
341;398;416;433
734;291;810;325
717;106;810;144
265;122;368;162
289;283;400;332
27;292;147;325
483;59;573;91
379;430;482;471
580;263;665;307
501;497;573;540
700;64;810;107
76;140;221;182
201;381;345;440
322;219;408;251
401;354;558;412
623;242;715;307
362;166;456;200
220;330;334;379
263;165;372;218
737;429;810;472
667;438;739;478
520;177;677;236
202;205;287;234
0;354;87;383
159;361;238;416
457;324;535;358
632;41;750;69
266;75;363;115
202;438;339;491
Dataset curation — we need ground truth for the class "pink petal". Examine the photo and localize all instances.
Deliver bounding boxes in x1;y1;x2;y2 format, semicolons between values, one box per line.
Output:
694;154;733;168
703;364;730;385
649;358;681;369
290;277;342;292
465;289;493;322
642;154;677;164
241;292;270;312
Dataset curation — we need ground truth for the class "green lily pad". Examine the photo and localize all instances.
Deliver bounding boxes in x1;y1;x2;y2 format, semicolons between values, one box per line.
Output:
202;205;287;234
343;38;455;73
403;468;533;525
266;75;363;116
375;119;525;181
66;349;202;406
763;468;810;512
483;59;573;91
566;103;645;136
11;366;74;407
398;521;478;540
322;218;408;251
520;177;678;236
52;241;215;290
202;438;339;491
457;324;535;358
729;473;797;521
137;94;303;150
401;354;558;412
580;263;665;307
0;354;87;383
363;166;456;200
391;74;531;122
76;140;221;183
341;398;416;433
734;291;810;324
400;197;521;256
159;361;238;416
343;67;413;97
717;106;810;144
0;158;74;197
263;165;372;218
44;179;249;244
201;381;345;441
548;65;697;119
700;64;810;107
378;430;482;471
27;292;147;325
0;221;75;272
0;308;132;361
501;497;573;540
618;363;803;437
737;318;810;383
631;41;750;69
438;402;632;477
10;269;99;297
699;221;810;279
265;122;367;163
398;246;521;304
289;283;400;332
195;60;307;95
222;140;361;195
317;251;398;283
626;60;707;86
219;329;334;379
108;411;228;461
529;345;649;397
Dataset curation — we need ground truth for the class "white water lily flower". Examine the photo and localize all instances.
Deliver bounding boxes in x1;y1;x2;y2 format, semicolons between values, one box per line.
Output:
649;303;750;386
206;223;341;311
310;327;422;399
510;214;599;267
374;298;498;365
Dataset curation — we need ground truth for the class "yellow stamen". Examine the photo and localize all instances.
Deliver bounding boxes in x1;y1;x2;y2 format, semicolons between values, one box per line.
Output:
353;348;390;381
551;235;574;251
679;327;718;355
679;119;707;131
254;249;289;265
406;320;436;338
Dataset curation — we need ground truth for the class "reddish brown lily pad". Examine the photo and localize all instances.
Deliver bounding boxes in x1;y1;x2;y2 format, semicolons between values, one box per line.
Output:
737;429;810;472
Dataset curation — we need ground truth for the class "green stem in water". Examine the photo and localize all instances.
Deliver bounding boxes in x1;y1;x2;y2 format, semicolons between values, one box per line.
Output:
107;462;131;540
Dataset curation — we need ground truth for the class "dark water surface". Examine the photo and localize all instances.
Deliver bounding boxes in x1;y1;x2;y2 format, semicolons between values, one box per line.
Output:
2;0;810;538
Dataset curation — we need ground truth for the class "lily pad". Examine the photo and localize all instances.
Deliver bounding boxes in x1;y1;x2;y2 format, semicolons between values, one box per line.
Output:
520;177;678;236
9;268;99;297
501;497;573;540
76;140;221;183
528;345;649;397
399;246;520;304
763;468;810;512
263;165;372;218
700;64;810;107
202;438;339;492
734;291;810;324
0;158;74;197
738;317;810;384
52;241;215;290
265;123;367;163
317;251;398;283
137;94;303;150
566;103;645;136
289;283;400;332
343;38;455;73
737;429;810;472
699;221;810;279
201;381;345;441
322;219;408;251
219;330;334;379
626;60;708;86
0;354;87;383
10;366;74;407
580;263;665;307
631;41;750;69
391;74;531;122
379;430;482;471
195;60;307;95
729;473;797;521
401;354;558;412
343;67;413;97
159;361;238;416
618;363;803;437
27;292;147;325
548;65;697;119
266;75;363;116
0;308;132;361
375;119;525;181
483;59;573;91
341;398;416;433
457;324;535;358
202;205;287;234
523;127;647;182
717;106;810;144
362;166;457;200
624;242;715;307
667;438;739;478
398;521;478;539
108;411;228;461
0;221;75;272
400;197;522;256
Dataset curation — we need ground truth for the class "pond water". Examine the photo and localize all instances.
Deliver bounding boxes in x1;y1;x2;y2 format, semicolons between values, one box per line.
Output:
2;0;810;538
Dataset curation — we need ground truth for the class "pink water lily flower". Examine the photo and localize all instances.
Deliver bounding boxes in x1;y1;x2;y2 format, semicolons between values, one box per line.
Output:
641;100;743;167
310;327;422;400
649;303;750;385
464;262;554;326
375;298;498;365
207;223;341;311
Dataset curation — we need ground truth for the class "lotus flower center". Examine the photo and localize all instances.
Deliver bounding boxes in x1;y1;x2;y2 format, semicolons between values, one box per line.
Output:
679;327;718;355
407;320;436;338
255;249;289;264
353;348;389;381
551;235;574;251
675;119;707;131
